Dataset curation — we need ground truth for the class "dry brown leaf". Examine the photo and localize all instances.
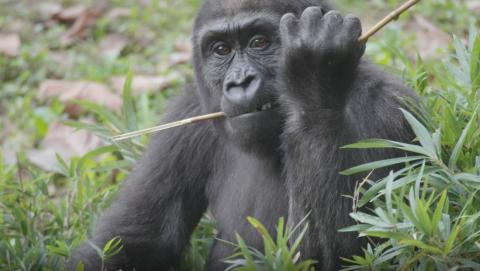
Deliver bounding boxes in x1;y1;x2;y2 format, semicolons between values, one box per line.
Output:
106;7;131;20
110;75;174;95
467;1;480;14
168;52;191;67
27;122;102;172
99;34;128;58
38;80;122;116
56;1;109;45
37;2;63;20
175;39;193;54
404;15;450;58
52;5;87;22
0;33;21;57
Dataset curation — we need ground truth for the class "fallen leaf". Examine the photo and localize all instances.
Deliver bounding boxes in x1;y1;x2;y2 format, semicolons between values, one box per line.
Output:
38;80;122;116
110;75;174;95
167;52;191;67
52;5;87;22
37;2;63;20
467;1;480;14
56;1;109;46
27;122;102;172
99;34;128;58
175;39;193;54
404;15;450;58
106;7;131;20
0;33;21;57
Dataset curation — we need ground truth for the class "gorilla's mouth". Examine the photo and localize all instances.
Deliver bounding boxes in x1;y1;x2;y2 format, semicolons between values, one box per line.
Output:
228;101;280;118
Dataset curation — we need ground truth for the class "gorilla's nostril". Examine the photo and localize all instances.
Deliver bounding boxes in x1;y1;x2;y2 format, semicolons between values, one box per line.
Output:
226;75;256;90
241;75;255;88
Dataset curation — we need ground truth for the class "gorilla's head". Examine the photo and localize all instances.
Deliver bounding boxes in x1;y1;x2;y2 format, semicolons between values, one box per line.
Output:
192;0;329;152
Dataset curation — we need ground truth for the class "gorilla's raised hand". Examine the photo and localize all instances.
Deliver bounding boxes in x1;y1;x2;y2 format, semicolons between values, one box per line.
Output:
278;8;371;269
279;8;366;109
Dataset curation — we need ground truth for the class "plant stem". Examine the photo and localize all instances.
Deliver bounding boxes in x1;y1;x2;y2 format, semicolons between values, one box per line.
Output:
358;0;421;42
112;112;226;141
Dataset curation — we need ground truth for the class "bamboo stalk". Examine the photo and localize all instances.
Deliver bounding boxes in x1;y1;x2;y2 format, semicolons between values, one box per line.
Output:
112;0;420;141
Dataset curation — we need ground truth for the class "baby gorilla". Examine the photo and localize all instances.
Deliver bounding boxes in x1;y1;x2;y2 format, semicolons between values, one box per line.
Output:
70;0;416;270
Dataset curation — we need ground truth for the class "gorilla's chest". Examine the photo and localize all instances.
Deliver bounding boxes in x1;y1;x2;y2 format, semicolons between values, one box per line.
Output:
207;151;288;245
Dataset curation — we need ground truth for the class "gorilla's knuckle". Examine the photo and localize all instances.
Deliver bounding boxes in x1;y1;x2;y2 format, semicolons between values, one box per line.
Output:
323;10;343;24
280;13;297;25
280;13;298;35
301;6;323;19
344;14;362;29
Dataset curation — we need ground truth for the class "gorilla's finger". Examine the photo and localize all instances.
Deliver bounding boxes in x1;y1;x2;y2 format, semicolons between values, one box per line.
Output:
343;14;363;40
300;6;324;34
321;10;344;31
280;13;299;40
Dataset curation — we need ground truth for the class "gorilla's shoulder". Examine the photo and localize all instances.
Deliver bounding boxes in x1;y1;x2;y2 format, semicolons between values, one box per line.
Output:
163;84;205;122
350;60;417;106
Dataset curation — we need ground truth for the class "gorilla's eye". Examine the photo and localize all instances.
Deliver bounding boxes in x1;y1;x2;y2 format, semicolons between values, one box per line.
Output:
213;42;232;56
249;35;270;50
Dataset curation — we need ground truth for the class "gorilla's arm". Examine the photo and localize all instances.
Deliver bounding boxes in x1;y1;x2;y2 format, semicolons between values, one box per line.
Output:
69;88;218;270
278;8;415;270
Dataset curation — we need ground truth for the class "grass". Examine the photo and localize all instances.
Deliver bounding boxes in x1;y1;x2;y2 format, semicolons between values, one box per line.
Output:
0;0;479;270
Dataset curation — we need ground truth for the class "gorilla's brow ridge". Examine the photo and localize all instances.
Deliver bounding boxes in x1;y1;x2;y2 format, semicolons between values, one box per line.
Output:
197;14;279;44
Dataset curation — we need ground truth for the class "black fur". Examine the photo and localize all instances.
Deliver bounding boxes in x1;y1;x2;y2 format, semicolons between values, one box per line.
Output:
70;0;416;270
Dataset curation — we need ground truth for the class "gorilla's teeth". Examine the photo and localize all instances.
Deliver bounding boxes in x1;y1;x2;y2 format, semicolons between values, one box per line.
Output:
261;103;272;111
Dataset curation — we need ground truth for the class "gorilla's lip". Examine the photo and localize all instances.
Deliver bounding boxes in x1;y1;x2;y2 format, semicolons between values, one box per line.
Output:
227;101;279;118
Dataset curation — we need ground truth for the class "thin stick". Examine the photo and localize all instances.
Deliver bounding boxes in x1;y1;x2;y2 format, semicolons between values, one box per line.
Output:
111;112;226;141
358;0;421;42
112;0;420;141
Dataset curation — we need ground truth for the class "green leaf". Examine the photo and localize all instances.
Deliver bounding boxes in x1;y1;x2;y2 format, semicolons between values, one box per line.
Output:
340;156;424;175
444;219;463;254
344;139;434;157
122;71;138;131
74;100;125;131
247;216;275;249
342;139;399;149
400;239;443;255
400;109;438;159
448;106;478;169
432;190;447;236
235;233;256;269
470;35;480;90
103;236;123;259
75;262;85;271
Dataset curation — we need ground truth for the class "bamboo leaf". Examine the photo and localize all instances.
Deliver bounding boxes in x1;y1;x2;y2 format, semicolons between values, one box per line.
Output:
432;190;448;236
449;106;478;169
341;156;424;175
400;109;438;159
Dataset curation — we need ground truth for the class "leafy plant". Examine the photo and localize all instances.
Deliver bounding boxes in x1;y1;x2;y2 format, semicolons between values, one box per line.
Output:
224;216;316;271
340;30;480;270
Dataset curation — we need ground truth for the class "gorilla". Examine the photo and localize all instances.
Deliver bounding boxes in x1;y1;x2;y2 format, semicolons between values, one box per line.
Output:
70;0;416;270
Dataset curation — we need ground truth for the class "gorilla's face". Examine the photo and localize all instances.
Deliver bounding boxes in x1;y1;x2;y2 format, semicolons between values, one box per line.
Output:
192;0;326;151
193;10;284;151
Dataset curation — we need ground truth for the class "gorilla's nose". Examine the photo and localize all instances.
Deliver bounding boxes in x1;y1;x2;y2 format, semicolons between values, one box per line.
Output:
223;73;261;107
